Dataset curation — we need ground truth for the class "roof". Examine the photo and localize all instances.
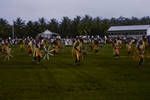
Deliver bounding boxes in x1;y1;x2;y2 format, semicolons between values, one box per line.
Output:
147;28;150;36
42;30;54;35
108;25;150;32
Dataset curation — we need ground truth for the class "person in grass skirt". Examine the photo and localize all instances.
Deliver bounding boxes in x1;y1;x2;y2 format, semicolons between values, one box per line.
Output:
27;40;33;56
2;41;13;61
112;39;121;58
143;36;150;58
72;38;83;65
91;39;99;53
137;40;145;66
126;40;134;56
49;38;63;55
33;42;43;64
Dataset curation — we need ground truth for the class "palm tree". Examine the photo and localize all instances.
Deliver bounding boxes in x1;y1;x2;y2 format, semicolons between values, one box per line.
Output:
14;18;26;38
0;18;11;38
47;18;59;33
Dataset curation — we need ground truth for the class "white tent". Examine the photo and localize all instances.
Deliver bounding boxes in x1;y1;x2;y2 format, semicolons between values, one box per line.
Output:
39;30;57;39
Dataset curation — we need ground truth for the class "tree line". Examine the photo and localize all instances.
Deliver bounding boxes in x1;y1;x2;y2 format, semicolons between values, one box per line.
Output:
0;15;150;38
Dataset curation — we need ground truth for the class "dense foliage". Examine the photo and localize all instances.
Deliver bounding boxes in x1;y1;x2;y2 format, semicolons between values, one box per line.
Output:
0;15;150;38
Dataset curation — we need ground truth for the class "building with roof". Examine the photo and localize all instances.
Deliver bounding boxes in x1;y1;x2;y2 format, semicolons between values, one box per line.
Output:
107;25;150;39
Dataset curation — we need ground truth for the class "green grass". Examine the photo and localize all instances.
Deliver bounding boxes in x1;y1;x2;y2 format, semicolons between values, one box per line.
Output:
0;45;150;100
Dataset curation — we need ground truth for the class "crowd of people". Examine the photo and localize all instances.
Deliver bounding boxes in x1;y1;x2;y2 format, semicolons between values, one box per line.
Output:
0;35;150;66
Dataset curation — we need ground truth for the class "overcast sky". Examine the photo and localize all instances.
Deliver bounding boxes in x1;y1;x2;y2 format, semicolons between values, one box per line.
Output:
0;0;150;23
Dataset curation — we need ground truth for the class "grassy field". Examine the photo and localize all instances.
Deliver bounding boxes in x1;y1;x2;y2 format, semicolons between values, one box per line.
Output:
0;45;150;100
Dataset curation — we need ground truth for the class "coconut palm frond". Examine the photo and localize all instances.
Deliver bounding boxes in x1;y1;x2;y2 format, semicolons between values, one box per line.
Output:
43;46;54;60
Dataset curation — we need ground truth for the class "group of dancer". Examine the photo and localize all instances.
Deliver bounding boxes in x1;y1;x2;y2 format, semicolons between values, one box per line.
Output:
0;36;150;66
25;37;62;63
112;36;149;65
0;37;62;63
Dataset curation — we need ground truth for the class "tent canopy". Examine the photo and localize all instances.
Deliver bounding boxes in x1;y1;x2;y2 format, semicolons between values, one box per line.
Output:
42;30;55;35
38;30;58;38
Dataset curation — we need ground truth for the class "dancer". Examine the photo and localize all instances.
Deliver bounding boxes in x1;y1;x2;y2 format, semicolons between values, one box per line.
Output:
126;40;134;55
137;40;145;66
112;39;121;58
33;42;43;64
2;42;13;61
27;39;33;56
91;39;99;53
72;38;83;64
